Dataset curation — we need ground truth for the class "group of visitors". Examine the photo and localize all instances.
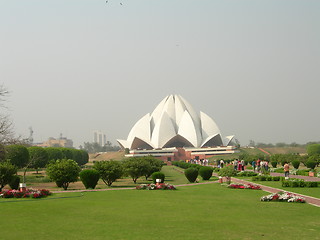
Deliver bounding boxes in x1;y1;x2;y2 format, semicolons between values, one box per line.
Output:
232;159;245;171
252;159;269;173
187;158;209;166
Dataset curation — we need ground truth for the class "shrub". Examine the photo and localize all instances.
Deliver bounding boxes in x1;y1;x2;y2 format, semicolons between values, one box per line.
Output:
151;172;165;183
218;165;237;184
306;160;316;170
305;181;318;187
46;159;81;190
252;176;280;181
271;161;277;168
291;160;300;169
80;169;100;189
199;166;213;180
296;169;309;176
0;161;17;191
9;175;20;190
184;168;199;183
237;171;257;177
274;168;284;173
272;176;280;181
266;176;272;181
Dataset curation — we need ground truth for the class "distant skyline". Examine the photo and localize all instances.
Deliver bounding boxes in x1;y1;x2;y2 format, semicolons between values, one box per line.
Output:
1;1;319;148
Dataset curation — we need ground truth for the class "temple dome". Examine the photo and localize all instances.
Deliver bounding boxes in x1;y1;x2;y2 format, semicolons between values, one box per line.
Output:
117;94;233;150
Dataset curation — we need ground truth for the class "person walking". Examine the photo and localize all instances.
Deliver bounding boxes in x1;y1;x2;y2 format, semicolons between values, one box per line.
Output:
233;159;238;171
220;160;225;168
252;160;256;172
241;159;245;171
284;162;290;179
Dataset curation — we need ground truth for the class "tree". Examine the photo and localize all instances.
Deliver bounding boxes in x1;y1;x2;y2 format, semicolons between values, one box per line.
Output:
46;159;81;190
60;148;73;159
140;156;163;180
0;85;16;144
0;144;5;162
5;144;29;168
82;142;121;153
307;144;320;156
93;160;123;186
28;146;49;173
70;149;83;165
0;161;17;191
123;158;149;184
79;150;89;166
45;147;64;161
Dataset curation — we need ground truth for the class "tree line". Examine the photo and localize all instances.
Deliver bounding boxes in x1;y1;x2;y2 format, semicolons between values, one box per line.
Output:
0;145;89;191
46;156;163;190
80;141;121;153
248;140;320;148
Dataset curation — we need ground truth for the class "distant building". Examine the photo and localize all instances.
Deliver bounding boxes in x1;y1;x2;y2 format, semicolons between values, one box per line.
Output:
37;134;73;148
94;131;106;146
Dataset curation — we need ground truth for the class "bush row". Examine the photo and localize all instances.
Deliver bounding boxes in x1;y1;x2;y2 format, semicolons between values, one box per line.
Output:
237;171;258;177
281;179;319;188
252;176;281;181
172;161;202;169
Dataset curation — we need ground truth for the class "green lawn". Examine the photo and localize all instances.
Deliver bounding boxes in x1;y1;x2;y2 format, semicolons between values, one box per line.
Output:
1;183;319;240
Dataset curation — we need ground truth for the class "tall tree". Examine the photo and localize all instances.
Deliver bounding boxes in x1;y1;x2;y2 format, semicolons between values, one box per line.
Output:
28;146;49;173
0;85;14;144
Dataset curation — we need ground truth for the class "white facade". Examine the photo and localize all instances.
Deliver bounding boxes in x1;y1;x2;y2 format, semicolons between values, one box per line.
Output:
117;94;234;150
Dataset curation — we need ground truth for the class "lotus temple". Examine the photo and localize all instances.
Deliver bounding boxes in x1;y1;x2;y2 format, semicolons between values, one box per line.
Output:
117;94;238;161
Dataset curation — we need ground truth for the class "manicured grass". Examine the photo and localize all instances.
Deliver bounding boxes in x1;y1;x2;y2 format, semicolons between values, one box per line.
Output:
14;165;217;191
0;183;319;240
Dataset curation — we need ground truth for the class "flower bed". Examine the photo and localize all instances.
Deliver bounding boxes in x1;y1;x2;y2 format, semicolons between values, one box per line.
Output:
0;189;52;199
260;191;305;203
228;183;261;190
136;183;176;190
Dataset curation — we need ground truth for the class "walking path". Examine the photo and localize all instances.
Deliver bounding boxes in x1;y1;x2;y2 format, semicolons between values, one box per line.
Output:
217;171;320;207
229;177;320;207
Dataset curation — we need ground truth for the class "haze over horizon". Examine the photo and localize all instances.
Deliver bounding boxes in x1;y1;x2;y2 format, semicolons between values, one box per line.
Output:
1;1;319;148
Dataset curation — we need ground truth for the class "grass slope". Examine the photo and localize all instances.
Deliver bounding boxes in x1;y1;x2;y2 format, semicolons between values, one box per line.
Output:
1;183;319;240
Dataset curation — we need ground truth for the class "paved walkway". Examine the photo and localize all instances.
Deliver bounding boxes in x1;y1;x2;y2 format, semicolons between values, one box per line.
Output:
270;172;320;181
215;172;320;207
229;177;320;207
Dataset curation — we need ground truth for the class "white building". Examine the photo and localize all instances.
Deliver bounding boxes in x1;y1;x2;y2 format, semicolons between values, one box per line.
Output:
117;94;237;161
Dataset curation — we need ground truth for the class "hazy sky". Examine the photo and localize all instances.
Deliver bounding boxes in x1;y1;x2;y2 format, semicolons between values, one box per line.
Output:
1;0;319;148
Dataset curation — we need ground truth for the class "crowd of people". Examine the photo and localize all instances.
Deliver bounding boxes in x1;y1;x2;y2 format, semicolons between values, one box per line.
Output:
217;158;270;173
186;158;209;166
